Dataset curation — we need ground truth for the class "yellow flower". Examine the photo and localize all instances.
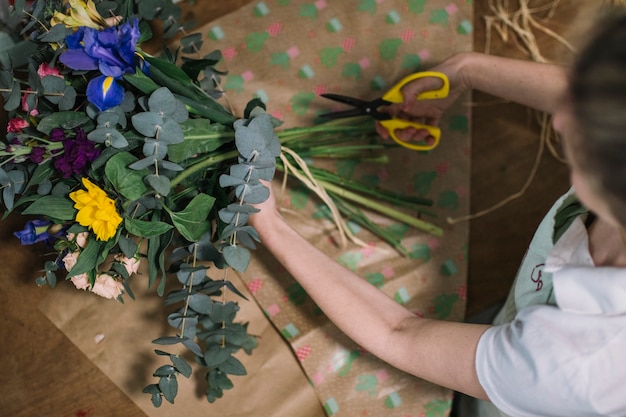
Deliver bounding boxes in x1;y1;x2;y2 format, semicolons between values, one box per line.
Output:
69;178;122;241
51;0;107;30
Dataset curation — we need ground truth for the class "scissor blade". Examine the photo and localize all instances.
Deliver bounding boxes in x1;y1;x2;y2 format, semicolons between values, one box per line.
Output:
319;108;367;119
320;93;369;107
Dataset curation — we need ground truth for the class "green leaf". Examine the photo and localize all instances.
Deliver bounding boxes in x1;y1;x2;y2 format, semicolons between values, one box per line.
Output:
165;193;215;242
188;293;212;314
105;152;149;200
145;174;171;196
132;112;163;137
203;344;233;367
22;196;76;220
218;356;247;376
152;336;184;345
37;111;90;135
171;355;192;378
222;245;251;272
167;121;233;163
41;75;66;104
38;23;68;42
124;217;173;237
3;82;20;111
147;87;181;117
67;236;104;278
123;71;160;95
25;160;53;188
208;369;233;390
158;376;178;404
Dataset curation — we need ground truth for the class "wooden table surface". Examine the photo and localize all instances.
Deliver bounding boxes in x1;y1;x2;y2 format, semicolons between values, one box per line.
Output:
1;1;583;416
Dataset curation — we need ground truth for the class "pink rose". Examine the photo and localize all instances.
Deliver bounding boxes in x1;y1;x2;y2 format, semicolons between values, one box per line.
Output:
75;232;89;248
114;254;140;276
7;117;29;133
37;63;62;78
66;232;89;248
21;88;39;117
70;273;90;290
62;251;79;271
91;273;124;300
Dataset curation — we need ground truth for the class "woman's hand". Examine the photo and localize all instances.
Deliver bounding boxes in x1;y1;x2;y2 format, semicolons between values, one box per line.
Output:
376;52;471;143
248;179;280;238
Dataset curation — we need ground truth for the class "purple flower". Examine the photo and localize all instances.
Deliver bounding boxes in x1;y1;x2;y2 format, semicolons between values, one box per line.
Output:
53;129;101;178
59;18;140;111
29;146;45;163
49;128;66;142
14;219;54;245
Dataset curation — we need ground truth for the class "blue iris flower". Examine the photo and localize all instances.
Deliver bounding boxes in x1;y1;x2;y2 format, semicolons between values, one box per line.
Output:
60;18;141;111
14;219;54;245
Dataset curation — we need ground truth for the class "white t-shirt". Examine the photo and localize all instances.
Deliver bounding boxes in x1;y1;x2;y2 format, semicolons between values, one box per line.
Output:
473;191;626;417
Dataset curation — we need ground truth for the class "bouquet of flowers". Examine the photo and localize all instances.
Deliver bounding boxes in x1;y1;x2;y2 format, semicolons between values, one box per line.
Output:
0;0;439;407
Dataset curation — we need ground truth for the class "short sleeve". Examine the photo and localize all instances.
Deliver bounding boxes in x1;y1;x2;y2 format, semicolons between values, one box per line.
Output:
475;304;626;417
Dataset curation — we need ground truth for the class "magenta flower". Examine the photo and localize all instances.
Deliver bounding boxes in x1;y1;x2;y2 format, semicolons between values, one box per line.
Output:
52;128;101;178
7;117;29;133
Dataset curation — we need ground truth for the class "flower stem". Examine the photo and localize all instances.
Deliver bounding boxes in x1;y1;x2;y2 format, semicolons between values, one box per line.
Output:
317;179;443;236
170;149;238;187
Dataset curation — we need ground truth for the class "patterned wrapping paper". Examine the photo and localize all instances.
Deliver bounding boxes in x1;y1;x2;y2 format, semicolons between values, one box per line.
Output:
40;1;473;416
200;1;473;415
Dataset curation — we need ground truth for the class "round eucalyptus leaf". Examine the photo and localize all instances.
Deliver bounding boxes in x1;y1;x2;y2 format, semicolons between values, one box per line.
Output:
176;267;207;286
8;169;26;194
132;111;163;137
188;293;213;314
96;112;120;127
88;128;128;148
218;174;245;188
170;99;189;123
158;160;184;172
120;90;136;114
146;174;171;196
151;393;162;408
158;376;178;404
128;156;157;170
235;182;270;205
148;87;178;116
41;75;65;104
170;355;192;378
143;139;168;160
153;364;176;377
222;245;250;272
218;356;247;376
158;117;184;144
58;86;77;111
203;344;233;367
37;180;52;195
228;164;253;180
4;82;21;110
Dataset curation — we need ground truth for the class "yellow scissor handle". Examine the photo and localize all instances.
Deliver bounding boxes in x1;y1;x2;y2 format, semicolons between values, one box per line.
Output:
380;119;441;151
382;71;450;103
381;71;449;150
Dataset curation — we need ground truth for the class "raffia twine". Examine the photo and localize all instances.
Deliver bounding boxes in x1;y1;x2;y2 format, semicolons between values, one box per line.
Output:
449;0;576;224
278;146;368;249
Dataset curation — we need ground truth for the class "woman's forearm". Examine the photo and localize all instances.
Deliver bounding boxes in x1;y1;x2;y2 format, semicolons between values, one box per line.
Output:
457;52;569;113
254;210;490;399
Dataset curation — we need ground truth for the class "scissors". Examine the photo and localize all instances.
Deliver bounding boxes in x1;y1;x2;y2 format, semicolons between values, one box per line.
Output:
319;71;450;151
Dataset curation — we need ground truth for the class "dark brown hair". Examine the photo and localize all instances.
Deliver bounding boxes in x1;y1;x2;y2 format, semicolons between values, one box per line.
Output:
569;9;626;227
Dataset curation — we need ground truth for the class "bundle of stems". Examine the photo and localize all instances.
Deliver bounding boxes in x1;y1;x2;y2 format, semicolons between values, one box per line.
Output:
275;117;442;252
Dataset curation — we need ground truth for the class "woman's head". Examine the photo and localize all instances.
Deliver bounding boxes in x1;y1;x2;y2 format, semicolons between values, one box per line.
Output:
564;9;626;228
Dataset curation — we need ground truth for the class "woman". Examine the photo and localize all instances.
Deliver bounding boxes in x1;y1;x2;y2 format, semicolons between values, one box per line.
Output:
249;10;626;417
